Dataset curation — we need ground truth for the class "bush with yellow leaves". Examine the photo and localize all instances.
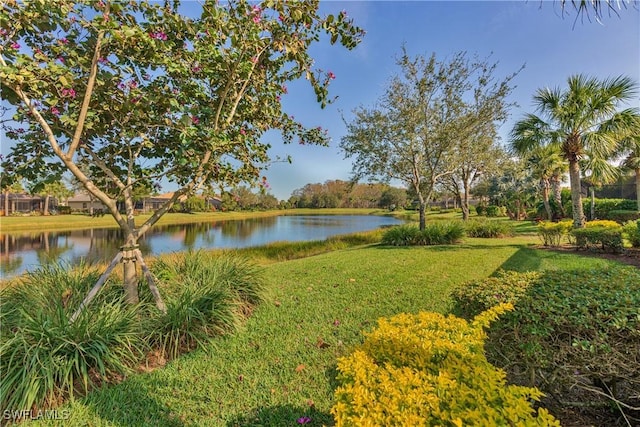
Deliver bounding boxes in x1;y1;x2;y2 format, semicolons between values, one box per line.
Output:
332;304;560;426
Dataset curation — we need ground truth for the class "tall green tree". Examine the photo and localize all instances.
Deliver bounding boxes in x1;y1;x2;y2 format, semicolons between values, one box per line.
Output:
341;49;519;229
1;0;363;305
619;133;640;211
35;180;73;216
510;75;638;228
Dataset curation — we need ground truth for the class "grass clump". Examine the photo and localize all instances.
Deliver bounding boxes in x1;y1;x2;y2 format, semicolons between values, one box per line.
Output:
464;219;515;238
148;251;264;359
381;222;465;246
332;304;559;426
0;264;142;414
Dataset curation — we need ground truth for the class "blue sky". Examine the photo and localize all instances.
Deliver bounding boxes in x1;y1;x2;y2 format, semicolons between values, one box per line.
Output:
262;1;640;200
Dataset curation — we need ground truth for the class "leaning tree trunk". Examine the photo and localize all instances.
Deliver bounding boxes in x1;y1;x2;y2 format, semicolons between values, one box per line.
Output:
590;186;596;221
418;200;426;231
568;159;585;228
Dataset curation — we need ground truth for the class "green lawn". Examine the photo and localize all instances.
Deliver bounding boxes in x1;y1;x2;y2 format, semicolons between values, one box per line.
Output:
31;235;620;426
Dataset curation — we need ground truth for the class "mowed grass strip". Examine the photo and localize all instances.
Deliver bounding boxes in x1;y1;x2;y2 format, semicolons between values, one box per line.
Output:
29;238;620;426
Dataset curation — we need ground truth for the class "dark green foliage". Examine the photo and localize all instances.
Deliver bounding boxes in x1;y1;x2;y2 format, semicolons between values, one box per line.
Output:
464;219;514;238
571;227;624;252
485;205;507;217
381;222;465;246
607;209;640;223
475;205;486;216
452;268;640;421
623;220;640;247
0;264;142;413
148;251;264;359
587;198;637;219
451;270;541;319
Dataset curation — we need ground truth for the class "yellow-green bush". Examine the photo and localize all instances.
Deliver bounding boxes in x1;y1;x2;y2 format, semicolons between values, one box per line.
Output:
537;220;573;247
332;305;559;426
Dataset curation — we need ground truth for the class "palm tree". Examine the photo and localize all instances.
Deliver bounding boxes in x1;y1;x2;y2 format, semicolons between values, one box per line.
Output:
581;154;620;220
510;75;639;228
527;145;567;220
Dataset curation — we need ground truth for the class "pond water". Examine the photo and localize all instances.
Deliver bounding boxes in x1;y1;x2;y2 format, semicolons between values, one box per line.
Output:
0;215;403;279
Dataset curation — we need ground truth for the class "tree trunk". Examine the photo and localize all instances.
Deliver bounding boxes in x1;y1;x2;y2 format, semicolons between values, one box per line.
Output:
122;236;139;305
590;186;596;221
43;194;50;216
418;200;426;230
568;159;585;228
461;181;470;221
541;179;552;220
551;174;565;217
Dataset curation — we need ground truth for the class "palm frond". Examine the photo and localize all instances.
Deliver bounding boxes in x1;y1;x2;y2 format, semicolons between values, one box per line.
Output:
509;113;552;155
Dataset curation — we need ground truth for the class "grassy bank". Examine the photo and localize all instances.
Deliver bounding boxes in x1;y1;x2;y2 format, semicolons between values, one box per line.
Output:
0;209;385;233
29;235;620;426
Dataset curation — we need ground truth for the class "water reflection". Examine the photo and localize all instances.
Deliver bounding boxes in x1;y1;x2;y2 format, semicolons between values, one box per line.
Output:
1;215;401;278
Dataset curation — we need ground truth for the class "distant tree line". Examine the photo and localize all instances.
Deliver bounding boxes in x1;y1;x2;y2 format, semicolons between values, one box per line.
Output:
287;180;408;210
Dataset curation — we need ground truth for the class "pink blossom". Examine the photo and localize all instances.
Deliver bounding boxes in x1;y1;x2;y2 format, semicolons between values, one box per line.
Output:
191;65;202;72
191;116;199;125
0;29;7;36
278;14;285;22
276;95;281;102
61;88;76;98
59;38;69;44
98;0;105;7
297;416;311;424
10;42;20;49
250;56;258;64
150;31;167;41
98;57;109;64
328;71;336;80
252;15;261;24
281;85;288;94
240;128;246;135
131;96;141;104
333;319;340;326
50;106;60;116
128;80;138;88
57;57;65;63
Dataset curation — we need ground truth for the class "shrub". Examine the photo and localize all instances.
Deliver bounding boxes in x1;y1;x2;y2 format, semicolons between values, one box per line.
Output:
57;205;72;214
485;205;503;217
536;220;573;247
381;222;465;246
607;209;640;223
571;225;624;253
0;264;142;413
464;219;514;238
475;205;486;216
453;268;640;423
381;224;420;246
623;220;640;247
147;251;264;359
332;305;559;426
592;198;637;219
451;270;541;319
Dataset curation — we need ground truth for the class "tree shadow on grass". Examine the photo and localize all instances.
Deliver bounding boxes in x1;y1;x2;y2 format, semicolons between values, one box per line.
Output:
226;403;332;427
494;246;544;273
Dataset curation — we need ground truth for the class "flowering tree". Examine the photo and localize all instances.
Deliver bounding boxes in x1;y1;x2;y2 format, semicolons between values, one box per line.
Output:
0;0;363;307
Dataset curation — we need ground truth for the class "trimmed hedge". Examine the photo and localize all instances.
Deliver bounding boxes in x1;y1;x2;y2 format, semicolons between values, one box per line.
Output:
451;267;640;423
623;220;640;247
571;221;624;252
332;305;559;426
607;209;640;223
